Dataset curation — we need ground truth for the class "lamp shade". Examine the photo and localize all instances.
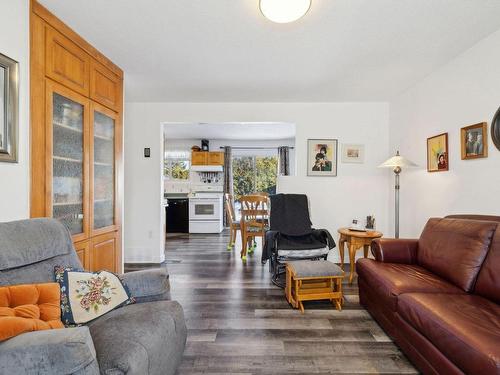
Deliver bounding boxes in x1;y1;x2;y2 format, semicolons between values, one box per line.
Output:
378;151;417;169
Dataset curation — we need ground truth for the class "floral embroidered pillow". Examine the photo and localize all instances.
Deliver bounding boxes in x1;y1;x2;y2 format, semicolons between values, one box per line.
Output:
54;266;134;326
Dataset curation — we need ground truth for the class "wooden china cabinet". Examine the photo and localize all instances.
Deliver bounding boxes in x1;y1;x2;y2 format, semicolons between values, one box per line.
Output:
30;1;123;272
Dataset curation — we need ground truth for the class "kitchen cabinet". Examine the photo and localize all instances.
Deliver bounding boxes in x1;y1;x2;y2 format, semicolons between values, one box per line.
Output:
191;151;224;166
31;0;123;273
191;151;208;165
208;152;224;165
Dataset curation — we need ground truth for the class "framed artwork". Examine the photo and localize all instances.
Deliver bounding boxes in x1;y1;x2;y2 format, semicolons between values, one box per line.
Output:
492;106;500;151
341;144;364;163
307;139;338;176
0;52;18;163
427;133;449;172
461;122;488;160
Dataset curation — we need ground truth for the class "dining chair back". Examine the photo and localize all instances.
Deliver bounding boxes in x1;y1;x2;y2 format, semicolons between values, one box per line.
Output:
224;193;239;250
239;194;269;261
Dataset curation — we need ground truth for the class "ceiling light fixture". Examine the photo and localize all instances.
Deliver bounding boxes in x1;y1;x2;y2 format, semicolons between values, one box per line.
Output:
259;0;311;24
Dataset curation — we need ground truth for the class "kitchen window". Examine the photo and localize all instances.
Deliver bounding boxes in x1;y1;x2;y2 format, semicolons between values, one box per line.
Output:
164;150;190;180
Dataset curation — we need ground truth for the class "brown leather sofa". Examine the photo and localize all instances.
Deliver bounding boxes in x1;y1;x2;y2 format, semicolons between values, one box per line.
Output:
357;215;500;375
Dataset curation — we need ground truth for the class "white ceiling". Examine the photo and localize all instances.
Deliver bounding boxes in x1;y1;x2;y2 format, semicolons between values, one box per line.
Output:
163;122;295;140
40;0;500;102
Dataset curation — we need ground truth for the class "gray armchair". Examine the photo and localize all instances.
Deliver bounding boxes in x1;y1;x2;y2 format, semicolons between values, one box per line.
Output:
0;218;187;375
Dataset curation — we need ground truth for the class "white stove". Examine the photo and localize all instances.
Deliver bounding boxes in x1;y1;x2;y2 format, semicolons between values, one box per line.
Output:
188;168;224;233
188;193;223;233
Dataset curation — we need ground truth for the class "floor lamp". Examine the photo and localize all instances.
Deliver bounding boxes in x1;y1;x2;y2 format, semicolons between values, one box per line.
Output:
379;151;417;238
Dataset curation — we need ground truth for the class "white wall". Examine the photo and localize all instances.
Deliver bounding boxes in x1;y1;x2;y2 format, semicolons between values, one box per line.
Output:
0;0;30;222
389;29;500;238
124;102;390;263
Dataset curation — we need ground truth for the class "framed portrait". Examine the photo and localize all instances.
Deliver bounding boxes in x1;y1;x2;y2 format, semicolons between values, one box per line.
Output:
0;53;19;163
307;139;338;176
460;122;488;160
427;133;448;172
341;144;364;163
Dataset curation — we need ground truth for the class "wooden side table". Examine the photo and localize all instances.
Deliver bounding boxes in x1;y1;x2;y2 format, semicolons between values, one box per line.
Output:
337;228;383;284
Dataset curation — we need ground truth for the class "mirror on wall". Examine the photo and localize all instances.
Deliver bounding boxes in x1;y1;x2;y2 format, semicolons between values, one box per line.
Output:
492;106;500;152
0;53;18;163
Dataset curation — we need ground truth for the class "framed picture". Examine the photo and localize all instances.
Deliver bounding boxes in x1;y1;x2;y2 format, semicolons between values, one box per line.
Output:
427;133;449;172
461;122;488;159
307;139;338;176
0;52;19;163
341;144;364;163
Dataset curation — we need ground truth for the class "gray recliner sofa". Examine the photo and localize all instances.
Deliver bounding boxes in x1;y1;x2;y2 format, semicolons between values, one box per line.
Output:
0;218;187;375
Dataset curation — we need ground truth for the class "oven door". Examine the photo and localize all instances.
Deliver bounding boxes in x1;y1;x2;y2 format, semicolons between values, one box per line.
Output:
189;198;220;221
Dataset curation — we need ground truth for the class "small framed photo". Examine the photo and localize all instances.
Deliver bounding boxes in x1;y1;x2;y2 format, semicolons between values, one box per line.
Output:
341;144;364;163
427;133;449;172
307;139;338;176
461;122;488;159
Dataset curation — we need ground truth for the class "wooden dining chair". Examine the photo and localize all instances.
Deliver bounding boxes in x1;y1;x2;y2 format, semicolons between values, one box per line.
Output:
224;193;240;250
239;195;269;262
251;192;270;227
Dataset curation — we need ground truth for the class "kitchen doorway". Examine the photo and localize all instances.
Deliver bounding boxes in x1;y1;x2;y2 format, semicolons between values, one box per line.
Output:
162;122;296;235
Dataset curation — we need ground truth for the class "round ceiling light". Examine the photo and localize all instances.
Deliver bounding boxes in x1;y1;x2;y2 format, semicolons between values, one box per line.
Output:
259;0;312;24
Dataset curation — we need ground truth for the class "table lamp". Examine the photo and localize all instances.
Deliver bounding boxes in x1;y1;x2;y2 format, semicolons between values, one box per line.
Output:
379;151;417;238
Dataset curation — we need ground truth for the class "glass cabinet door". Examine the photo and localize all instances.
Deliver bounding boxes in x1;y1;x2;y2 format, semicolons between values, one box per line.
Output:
92;105;116;231
51;90;87;236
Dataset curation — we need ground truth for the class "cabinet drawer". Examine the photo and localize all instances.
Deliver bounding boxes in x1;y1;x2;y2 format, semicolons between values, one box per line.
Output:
90;60;122;111
91;231;118;272
208;152;224;165
74;240;90;270
46;27;90;95
192;151;208;165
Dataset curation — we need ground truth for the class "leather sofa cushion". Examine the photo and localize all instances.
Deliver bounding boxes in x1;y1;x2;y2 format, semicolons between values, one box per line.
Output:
475;227;500;304
418;218;497;291
398;293;500;375
356;259;463;311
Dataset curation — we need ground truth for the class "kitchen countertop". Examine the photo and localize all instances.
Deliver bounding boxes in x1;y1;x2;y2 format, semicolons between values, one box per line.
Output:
163;193;189;207
164;193;189;199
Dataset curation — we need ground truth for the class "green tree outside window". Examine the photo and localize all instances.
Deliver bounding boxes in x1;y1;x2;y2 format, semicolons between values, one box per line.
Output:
233;156;277;200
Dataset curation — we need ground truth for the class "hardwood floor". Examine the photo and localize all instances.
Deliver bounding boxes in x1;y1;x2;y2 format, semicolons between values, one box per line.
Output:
128;231;418;374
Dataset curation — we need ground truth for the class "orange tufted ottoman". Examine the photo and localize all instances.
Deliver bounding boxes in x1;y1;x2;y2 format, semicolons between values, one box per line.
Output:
0;283;64;341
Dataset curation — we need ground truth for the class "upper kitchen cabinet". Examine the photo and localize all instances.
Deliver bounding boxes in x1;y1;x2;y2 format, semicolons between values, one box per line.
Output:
192;151;224;166
31;0;123;273
207;152;224;165
45;26;90;96
192;151;208;165
90;60;122;111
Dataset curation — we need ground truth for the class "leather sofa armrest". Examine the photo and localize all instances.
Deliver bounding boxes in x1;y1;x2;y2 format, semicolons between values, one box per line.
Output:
371;238;418;264
0;327;99;374
121;267;171;303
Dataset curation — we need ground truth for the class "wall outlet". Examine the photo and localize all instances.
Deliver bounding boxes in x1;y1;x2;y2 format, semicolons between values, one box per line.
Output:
148;230;153;239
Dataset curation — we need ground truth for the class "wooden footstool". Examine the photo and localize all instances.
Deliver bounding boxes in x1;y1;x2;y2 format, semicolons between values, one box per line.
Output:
285;260;344;313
